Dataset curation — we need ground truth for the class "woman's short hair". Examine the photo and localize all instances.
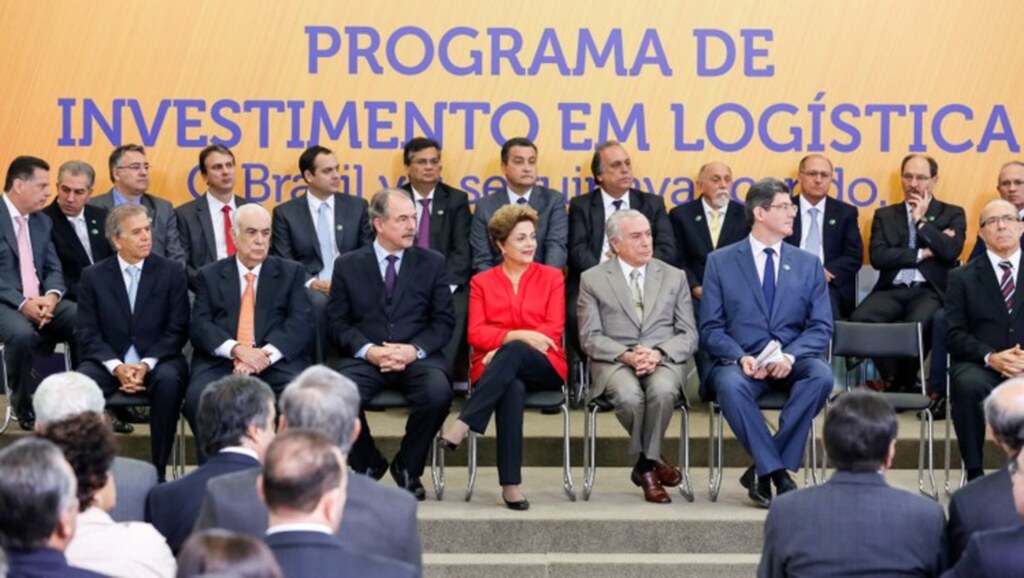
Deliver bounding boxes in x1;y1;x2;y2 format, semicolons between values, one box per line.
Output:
488;204;538;245
177;530;283;578
39;411;116;512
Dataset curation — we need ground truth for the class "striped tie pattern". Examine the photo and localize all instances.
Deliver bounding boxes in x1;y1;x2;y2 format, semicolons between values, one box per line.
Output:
1000;261;1015;313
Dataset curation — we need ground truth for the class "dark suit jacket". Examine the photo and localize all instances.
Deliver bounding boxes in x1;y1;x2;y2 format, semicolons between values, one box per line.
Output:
89;190;185;265
145;451;260;552
947;467;1019;563
327;245;454;373
946;257;1024;365
270;193;371;281
568;188;675;290
784;195;863;317
759;471;948;578
401;182;472;286
668;198;748;288
0;196;66;309
190;256;313;377
74;254;189;366
41;202;113;301
942;523;1024;578
867;199;966;295
5;547;108;578
108;456;158;523
471;185;568;273
265;530;418;578
195;468;422;570
174;193;250;291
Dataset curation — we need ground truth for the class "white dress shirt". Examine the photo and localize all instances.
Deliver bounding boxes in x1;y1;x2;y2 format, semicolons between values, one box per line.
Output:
600;188;630;262
66;212;94;263
748;236;783;285
506;187;532;207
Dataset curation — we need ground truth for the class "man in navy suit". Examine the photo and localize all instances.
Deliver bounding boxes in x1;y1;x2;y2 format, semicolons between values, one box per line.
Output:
186;204;313;447
260;430;417;578
271;145;372;362
700;178;833;507
146;375;277;553
968;161;1024;261
784;154;863;320
175;145;251;292
74;204;189;479
327;188;454;500
0;156;77;430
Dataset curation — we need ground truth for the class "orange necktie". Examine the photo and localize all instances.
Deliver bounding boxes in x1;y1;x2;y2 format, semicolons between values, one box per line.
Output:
236;272;256;356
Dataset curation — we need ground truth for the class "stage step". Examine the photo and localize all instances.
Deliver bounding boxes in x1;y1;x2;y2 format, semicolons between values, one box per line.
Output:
422;553;760;578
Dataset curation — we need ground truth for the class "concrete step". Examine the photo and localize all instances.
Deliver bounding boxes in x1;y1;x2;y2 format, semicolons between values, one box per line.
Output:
423;553;760;578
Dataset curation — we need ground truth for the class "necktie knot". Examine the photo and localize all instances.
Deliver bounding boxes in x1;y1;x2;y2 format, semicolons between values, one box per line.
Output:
516;197;528;205
244;272;256;284
612;199;624;212
386;255;399;265
764;247;775;257
127;265;140;279
14;215;26;227
1001;261;1013;273
221;205;231;216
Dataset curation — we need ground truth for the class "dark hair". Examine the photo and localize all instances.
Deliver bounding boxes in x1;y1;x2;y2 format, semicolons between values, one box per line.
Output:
262;430;343;513
824;390;898;472
901;154;938;178
196;375;276;456
177;529;283;578
590;140;620;179
403;137;441;165
4;156;50;192
108;144;146;182
744;178;790;226
39;411;116;512
199;144;235;176
0;438;77;551
500;137;537;165
299;145;332;180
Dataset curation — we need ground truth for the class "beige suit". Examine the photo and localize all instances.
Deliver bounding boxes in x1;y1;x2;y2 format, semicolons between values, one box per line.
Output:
578;257;698;457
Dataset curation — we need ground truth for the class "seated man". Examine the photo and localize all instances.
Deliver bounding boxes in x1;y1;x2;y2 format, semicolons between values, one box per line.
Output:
260;430;417;578
74;203;189;481
0;437;106;577
146;375;276;553
327;188;454;500
186;203;312;444
759;391;948;577
700;178;833;508
578;209;697;503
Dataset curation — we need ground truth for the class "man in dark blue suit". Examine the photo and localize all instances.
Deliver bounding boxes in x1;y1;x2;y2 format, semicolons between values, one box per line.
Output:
327;188;455;500
146;375;277;553
784;154;863;320
700;178;834;507
0;156;77;431
74;204;189;479
260;430;417;578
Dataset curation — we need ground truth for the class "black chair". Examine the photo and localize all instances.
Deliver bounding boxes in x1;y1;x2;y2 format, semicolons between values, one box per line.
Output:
942;354;966;496
105;392;187;480
363;388;443;500
0;342;72;434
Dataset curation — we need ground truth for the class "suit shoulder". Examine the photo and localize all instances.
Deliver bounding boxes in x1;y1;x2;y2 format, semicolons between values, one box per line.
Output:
569;191;597;210
145;194;174;210
651;258;685;279
174;197;203;216
438;181;470;200
267;256;306;276
336;192;369;208
338;244;375;264
273;195;305;214
874;203;903;219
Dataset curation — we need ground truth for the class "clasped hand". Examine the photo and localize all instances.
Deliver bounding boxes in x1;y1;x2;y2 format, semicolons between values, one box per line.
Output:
113;363;148;393
989;345;1024;378
367;342;418;373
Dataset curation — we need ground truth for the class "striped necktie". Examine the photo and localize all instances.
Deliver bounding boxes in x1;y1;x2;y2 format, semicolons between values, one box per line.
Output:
999;261;1015;313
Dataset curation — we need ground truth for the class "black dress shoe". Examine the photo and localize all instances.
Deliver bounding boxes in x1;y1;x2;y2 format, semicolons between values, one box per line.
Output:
111;418;135;435
357;456;389;481
774;471;798;495
740;465;772;508
502;496;530;511
390;459;426;501
16;407;35;432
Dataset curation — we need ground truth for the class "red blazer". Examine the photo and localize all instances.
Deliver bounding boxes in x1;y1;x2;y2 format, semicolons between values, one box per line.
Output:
468;262;567;383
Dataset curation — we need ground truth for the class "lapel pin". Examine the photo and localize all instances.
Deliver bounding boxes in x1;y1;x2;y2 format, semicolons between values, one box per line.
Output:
90;229;99;235
828;218;836;226
437;210;445;215
783;264;791;271
336;225;343;231
695;215;702;222
927;215;935;221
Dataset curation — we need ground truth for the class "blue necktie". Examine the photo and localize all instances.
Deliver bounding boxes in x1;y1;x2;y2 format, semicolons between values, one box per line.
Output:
316;202;334;280
125;265;141;364
805;207;822;261
516;197;527;205
612;199;624;212
763;248;776;311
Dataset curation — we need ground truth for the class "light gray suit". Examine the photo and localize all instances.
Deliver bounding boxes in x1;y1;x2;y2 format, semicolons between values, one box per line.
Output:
89;189;185;265
108;456;158;523
470;185;568;273
578;257;697;457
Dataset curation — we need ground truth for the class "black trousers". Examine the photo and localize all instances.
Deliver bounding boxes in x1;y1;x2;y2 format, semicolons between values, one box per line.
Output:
0;299;76;414
338;360;452;478
950;362;1001;470
460;341;562;486
850;284;942;388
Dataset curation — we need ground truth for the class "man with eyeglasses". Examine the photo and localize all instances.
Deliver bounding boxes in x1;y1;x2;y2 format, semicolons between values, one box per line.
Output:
700;178;833;508
968;161;1024;261
89;144;186;265
850;154;966;393
783;154;863;320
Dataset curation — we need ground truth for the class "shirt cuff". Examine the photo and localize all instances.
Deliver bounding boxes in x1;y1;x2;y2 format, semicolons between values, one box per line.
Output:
304;278;315;289
415;346;426;360
141;357;158;370
783;353;795;365
984;352;991;367
916;249;925;263
215;340;239;359
355;343;373;359
45;289;63;301
449;284;457;294
262;345;283;365
103;359;122;374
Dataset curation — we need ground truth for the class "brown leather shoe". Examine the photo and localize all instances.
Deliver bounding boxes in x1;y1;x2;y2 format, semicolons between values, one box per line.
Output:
630;468;671;503
864;378;892;392
653;456;683;487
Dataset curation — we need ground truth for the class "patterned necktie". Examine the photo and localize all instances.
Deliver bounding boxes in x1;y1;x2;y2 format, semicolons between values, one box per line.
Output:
384;255;398;303
763;248;776;310
417;198;431;249
124;265;141;364
316;202;334;280
895;211;919;285
14;216;39;299
805;207;822;261
237;272;256;348
629;268;644;321
1000;261;1015;313
222;205;236;257
709;208;722;248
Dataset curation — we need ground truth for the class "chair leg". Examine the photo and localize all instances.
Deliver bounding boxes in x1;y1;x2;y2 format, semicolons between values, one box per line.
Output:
0;347;10;435
677;405;694;502
172;415;186;480
431;432;445;501
465;432;477;502
561;402;576;501
709;404;724;502
582;405;598;501
918;409;938;500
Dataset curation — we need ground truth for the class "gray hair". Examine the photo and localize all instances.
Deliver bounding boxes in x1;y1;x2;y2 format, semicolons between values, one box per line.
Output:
279;366;361;454
33;372;105;426
368;188;408;222
0;438;78;550
57;161;96;189
232;204;271;236
105;203;150;241
984;377;1024;453
605;208;648;247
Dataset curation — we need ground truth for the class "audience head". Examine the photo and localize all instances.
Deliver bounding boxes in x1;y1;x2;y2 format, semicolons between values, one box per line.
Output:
106;203;152;264
977;199;1023;258
696;161;733;209
109;144;149;196
900;154;938;203
824;390;898;473
984;377;1024;458
259;430;347;532
796;154;834;203
369;188;417;252
0;438;79;552
232;204;272;269
177;529;283;578
298;145;339;198
745;178;795;241
500;137;538;194
3;155;50;215
403;137;442;190
55;161;96;218
997;161;1024;211
198;144;236;197
591;140;632;197
488;204;538;267
607;209;652;268
279;365;361;454
33;372;105;428
39;411;117;513
196;375;276;458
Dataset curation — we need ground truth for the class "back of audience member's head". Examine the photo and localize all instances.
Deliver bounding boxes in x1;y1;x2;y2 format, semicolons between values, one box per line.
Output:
176;529;282;578
984;377;1024;457
196;375;276;457
0;438;79;552
824;390;898;473
33;372;105;427
279;366;360;454
39;411;116;512
260;430;346;527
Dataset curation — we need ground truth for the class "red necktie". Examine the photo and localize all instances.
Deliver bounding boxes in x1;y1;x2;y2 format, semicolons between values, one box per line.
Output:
223;205;236;257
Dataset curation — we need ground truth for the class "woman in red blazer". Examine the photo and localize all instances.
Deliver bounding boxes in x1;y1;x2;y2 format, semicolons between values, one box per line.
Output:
438;204;566;510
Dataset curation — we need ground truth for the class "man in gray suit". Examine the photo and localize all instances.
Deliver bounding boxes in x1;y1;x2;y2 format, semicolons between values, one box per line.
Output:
32;371;158;523
578;209;697;503
470;137;568;273
758;390;948;577
194;365;422;570
89;144;185;265
0;156;77;430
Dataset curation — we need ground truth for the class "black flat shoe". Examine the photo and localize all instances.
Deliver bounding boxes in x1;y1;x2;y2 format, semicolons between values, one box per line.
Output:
390;459;426;501
502;496;530;511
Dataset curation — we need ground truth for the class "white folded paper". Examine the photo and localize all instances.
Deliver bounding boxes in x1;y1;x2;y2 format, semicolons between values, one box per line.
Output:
753;339;784;370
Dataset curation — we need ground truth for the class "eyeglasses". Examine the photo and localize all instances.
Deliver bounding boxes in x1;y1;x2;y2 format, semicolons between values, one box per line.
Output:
999;179;1024;189
411;158;440;167
116;163;150;172
981;214;1021;228
799;170;832;180
766;203;798;213
901;174;933;183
